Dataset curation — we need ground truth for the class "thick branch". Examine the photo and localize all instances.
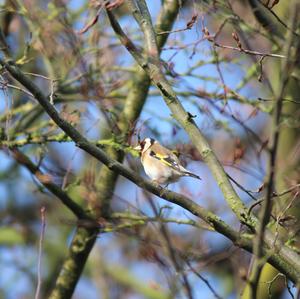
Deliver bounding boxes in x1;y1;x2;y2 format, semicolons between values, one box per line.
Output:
0;57;300;284
106;4;300;285
106;5;255;230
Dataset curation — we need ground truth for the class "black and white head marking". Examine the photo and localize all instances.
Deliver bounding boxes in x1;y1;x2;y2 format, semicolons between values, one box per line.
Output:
140;137;155;153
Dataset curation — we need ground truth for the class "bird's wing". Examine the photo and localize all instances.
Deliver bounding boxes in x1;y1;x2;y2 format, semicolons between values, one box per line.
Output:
149;150;181;171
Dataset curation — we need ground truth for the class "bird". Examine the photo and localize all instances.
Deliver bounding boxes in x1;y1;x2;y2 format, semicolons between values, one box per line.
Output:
134;137;201;185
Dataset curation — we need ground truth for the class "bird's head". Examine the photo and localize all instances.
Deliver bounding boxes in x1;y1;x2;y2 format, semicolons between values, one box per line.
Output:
134;137;155;154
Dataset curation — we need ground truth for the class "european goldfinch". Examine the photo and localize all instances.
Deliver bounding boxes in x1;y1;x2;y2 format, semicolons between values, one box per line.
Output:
134;138;201;185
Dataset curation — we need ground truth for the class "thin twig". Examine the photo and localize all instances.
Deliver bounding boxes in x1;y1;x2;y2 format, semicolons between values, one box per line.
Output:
35;206;46;299
212;39;286;58
266;273;294;299
258;55;266;82
162;35;286;59
187;261;223;299
145;192;194;299
0;79;35;98
49;80;55;105
227;173;258;201
23;72;58;81
265;4;300;38
77;5;104;35
273;184;300;197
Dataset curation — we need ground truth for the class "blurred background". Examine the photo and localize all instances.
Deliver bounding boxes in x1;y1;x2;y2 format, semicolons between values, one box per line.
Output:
0;0;299;298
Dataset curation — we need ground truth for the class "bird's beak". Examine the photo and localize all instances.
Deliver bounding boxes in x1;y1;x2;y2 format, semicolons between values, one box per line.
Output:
134;145;142;151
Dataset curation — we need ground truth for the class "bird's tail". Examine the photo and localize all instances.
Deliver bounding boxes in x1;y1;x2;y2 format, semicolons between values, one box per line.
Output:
183;171;201;180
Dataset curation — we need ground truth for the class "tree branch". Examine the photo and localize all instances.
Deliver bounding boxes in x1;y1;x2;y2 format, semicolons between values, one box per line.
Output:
106;2;300;286
48;1;183;298
106;2;256;231
0;56;300;284
10;148;88;219
246;2;300;298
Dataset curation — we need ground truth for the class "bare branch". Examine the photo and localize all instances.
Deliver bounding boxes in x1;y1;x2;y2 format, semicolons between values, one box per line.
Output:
35;206;46;299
